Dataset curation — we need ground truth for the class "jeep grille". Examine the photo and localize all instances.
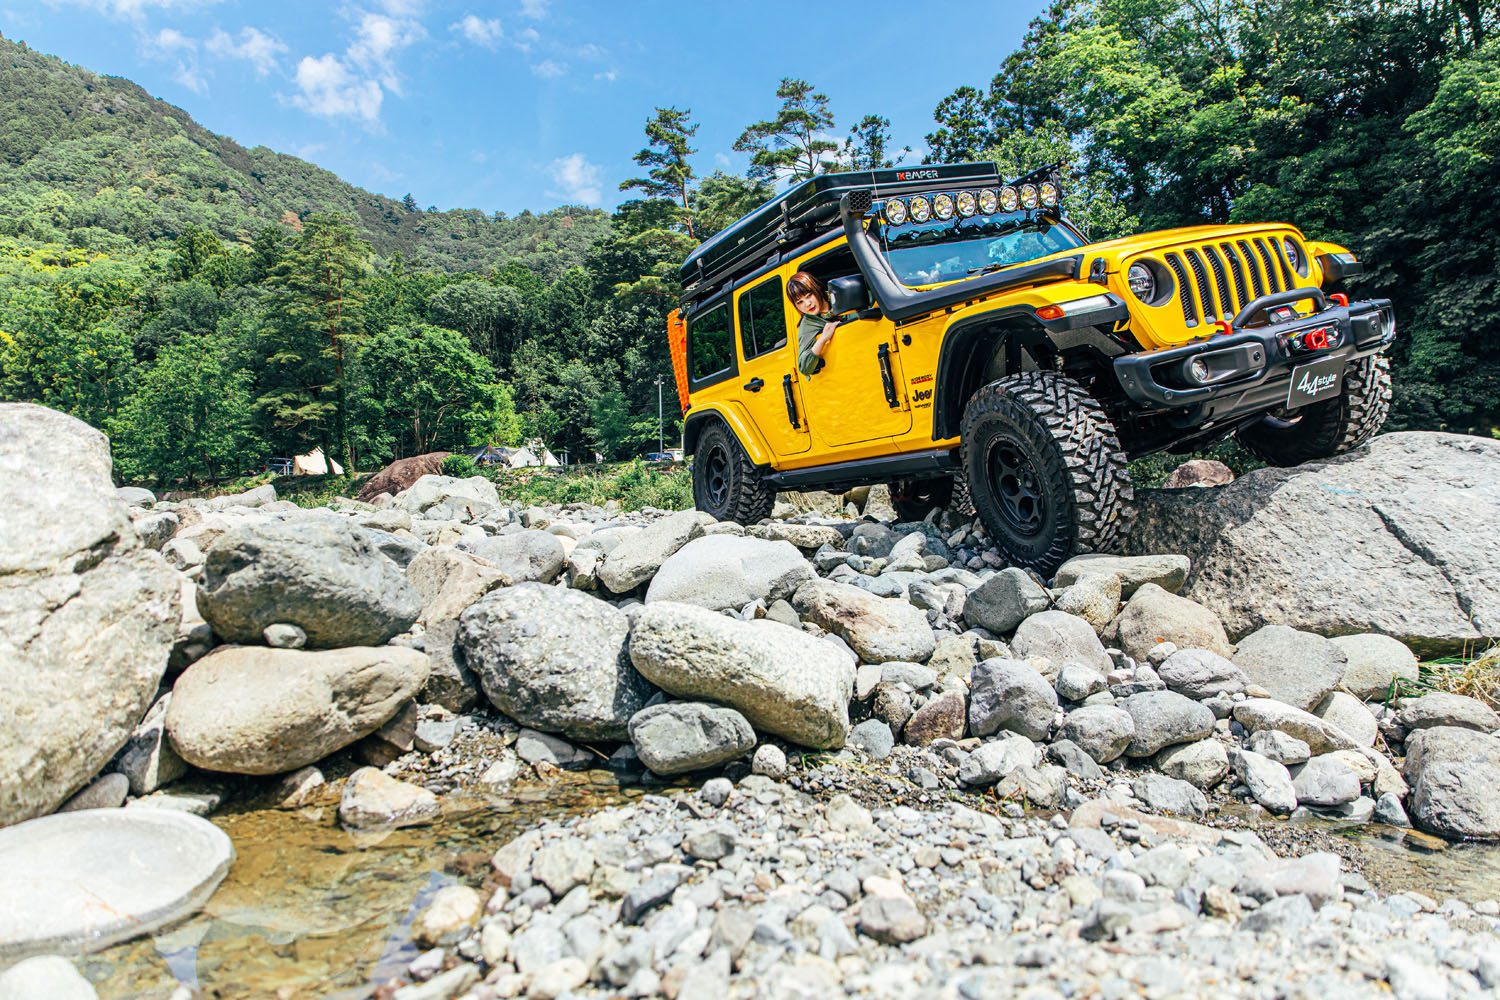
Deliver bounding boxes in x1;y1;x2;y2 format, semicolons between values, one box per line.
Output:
1162;236;1300;326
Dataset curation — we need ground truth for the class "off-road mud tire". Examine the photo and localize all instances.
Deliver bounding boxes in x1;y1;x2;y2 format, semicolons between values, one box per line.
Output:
1235;353;1392;467
692;420;776;524
949;470;975;518
960;372;1134;576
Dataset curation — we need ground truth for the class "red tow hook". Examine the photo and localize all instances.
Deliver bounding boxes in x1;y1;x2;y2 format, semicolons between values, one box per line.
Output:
1330;293;1349;307
1213;320;1232;337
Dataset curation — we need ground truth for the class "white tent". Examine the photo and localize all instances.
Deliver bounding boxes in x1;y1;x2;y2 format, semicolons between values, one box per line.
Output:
507;448;540;468
293;446;344;476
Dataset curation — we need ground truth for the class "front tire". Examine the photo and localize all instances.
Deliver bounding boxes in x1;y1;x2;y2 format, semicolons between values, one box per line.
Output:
1236;354;1392;466
692;421;775;524
961;372;1133;576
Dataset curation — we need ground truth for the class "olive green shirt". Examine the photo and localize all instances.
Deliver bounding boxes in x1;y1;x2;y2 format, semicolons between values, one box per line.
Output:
797;311;836;376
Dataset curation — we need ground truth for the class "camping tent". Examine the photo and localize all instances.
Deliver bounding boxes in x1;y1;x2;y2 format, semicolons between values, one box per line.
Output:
293;446;344;476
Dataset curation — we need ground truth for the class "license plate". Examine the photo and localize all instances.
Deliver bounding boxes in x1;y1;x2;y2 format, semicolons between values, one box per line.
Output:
1287;356;1345;409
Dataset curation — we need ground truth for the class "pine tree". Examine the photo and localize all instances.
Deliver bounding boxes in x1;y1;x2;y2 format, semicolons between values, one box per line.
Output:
620;106;699;236
733;78;837;183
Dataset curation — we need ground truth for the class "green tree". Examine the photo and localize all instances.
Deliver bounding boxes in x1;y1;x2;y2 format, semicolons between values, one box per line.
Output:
733;78;838;183
926;86;992;163
621;106;700;236
839;114;909;170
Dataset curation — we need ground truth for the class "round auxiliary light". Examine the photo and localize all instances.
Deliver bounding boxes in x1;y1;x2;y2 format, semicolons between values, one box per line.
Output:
955;190;978;217
1127;262;1156;302
977;188;999;214
908;195;932;223
883;198;908;226
1039;181;1060;207
1020;184;1040;210
932;193;956;221
1189;357;1211;384
999;186;1020;212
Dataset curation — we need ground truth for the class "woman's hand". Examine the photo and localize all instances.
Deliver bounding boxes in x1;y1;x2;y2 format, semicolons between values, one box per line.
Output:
813;321;838;359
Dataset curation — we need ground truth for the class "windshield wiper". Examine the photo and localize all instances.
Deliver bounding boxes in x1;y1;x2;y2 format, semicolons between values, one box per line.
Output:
967;261;1012;276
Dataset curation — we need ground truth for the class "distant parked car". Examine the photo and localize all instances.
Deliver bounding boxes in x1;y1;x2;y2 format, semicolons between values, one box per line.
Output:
263;457;293;475
644;452;673;462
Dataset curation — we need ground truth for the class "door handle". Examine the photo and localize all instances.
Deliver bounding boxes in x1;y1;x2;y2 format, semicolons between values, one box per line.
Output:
744;377;764;392
782;374;801;429
877;343;900;408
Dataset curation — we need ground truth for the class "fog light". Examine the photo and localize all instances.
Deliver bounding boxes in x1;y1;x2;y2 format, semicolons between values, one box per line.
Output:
1189;358;1210;383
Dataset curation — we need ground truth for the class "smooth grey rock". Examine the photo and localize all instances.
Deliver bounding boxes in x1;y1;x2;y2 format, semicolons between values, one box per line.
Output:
405;546;510;624
396;474;498;514
1404;726;1500;838
0;809;233;961
1;404;181;826
621;872;682;924
1313;691;1378;747
166;645;429;774
848;719;896;760
418;619;481;713
197;519;421;648
115;693;187;795
1133;774;1208;817
462;530;566;584
1052;572;1121;633
116;486;156;507
515;729;591;768
1055;554;1190;596
630;602;854;749
1232;699;1360;755
1291;755;1361;807
1238;893;1314;934
1126;433;1500;655
1229;748;1298;814
1157;648;1247;700
1331;634;1421;701
1400;692;1500;733
1055;662;1108;702
644;535;813;611
969;659;1058;741
1107;584;1233;662
1120;690;1215;757
1057;705;1135;763
1374;792;1411;827
1153;739;1229;789
1010;610;1112;674
859;895;927;944
1046;739;1104;778
963;568;1049;634
959;735;1041;786
338;767;439;830
881;661;938;690
204;483;276;510
1232;625;1346;712
627;703;755;775
792;578;935;663
598;510;712;593
459;584;651;741
1246;729;1311;765
57;773;129;813
0;955;98;999
131;511;179;551
684;829;735;862
261;622;307;649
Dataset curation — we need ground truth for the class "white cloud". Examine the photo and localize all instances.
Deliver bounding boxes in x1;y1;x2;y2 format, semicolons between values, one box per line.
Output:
172;60;207;93
518;0;547;17
574;42;604;59
48;0;223;21
140;27;207;93
347;11;425;94
549;153;601;205
593;70;616;82
205;27;287;76
148;27;195;53
289;53;383;121
514;26;539;50
714;152;732;168
530;58;566;78
451;13;502;47
374;0;423;13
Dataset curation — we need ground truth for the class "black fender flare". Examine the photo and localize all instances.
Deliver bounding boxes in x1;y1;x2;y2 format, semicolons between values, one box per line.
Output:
930;308;1041;441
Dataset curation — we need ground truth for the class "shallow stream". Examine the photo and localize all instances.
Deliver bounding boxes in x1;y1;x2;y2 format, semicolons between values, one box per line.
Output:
77;775;1500;999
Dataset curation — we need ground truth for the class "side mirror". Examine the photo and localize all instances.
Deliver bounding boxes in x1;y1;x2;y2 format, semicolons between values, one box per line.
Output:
827;275;871;315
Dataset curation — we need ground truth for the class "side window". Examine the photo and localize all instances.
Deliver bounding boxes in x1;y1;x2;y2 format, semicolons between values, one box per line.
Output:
737;277;790;360
689;303;733;384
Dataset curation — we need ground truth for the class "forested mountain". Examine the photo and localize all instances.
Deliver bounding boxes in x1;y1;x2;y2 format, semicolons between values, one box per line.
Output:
0;34;608;275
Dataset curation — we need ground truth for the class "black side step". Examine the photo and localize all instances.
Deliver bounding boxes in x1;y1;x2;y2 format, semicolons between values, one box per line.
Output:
763;447;960;492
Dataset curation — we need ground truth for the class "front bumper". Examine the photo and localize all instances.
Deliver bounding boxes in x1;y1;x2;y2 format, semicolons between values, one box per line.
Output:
1113;290;1396;414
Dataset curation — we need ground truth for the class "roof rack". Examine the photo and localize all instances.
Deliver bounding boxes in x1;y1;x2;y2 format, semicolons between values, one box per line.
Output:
678;162;1002;304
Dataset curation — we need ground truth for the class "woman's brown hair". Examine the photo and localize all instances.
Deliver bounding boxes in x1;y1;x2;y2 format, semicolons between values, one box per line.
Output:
785;271;829;312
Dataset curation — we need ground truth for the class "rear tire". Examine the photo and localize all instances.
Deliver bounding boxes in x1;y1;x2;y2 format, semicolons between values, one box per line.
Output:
692;421;775;524
961;372;1133;576
1236;354;1392;466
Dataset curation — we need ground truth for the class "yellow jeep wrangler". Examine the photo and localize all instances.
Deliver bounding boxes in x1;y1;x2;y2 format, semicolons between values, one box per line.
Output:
667;162;1395;575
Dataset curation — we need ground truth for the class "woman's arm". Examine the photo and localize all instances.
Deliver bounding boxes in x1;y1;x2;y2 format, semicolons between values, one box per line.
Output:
811;320;839;359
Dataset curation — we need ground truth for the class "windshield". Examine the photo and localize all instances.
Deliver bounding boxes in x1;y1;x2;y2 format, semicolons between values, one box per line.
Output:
879;214;1086;286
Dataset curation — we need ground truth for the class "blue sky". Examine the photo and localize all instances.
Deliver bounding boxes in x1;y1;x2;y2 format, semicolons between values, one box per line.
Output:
3;0;1049;214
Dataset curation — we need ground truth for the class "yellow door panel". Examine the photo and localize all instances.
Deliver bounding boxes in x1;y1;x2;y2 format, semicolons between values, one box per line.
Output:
802;318;911;448
734;275;810;457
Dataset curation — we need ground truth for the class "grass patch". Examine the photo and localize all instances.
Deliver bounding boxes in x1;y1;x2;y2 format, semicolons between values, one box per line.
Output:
1127;438;1265;489
482;459;693;513
1395;649;1500;709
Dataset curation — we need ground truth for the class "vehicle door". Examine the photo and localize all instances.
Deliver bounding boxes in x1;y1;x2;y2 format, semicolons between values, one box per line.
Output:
734;275;811;457
802;310;912;448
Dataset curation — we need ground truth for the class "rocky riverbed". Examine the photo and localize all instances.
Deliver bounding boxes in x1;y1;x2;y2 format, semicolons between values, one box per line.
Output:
4;402;1500;1000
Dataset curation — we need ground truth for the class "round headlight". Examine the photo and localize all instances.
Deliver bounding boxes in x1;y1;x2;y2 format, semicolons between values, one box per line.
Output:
999;186;1020;212
1128;262;1156;302
1283;237;1307;276
1039;181;1060;207
977;188;999;214
933;193;955;221
908;196;931;223
955;190;977;217
1020;184;1040;210
883;198;907;226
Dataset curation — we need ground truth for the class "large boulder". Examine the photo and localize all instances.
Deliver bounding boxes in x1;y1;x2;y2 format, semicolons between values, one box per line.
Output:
165;645;429;774
598;510;714;594
459;584;652;741
1329;634;1420;701
1400;692;1500;733
463;530;566;584
1054;554;1190;596
1119;690;1215;757
395;474;498;515
792;578;935;664
629;602;855;749
197;519;421;648
1009;610;1112;674
1156;648;1247;700
1106;584;1233;662
627;703;756;775
357;452;451;503
1;404;181;826
1231;698;1360;755
405;546;511;624
962;569;1049;634
1231;625;1346;712
644;535;813;611
1403;726;1500;838
1057;705;1135;763
969;659;1058;741
1126;432;1500;655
